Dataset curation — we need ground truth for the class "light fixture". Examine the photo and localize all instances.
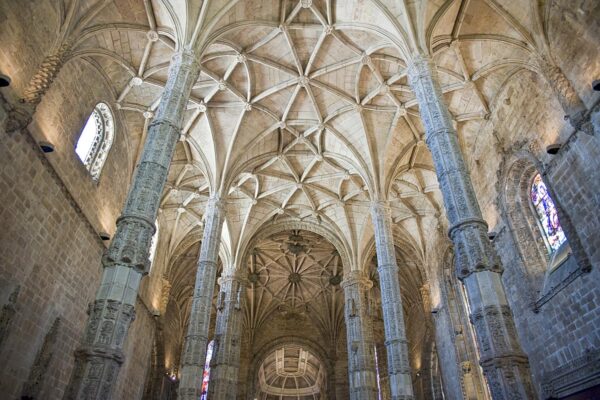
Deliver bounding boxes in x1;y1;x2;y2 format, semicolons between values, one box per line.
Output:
98;231;111;241
592;79;600;91
0;74;11;87
39;141;54;153
546;143;562;155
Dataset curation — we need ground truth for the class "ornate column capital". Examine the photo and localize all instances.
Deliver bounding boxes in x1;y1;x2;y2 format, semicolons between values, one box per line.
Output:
370;200;392;217
406;54;435;81
341;270;373;290
217;271;247;287
206;193;224;209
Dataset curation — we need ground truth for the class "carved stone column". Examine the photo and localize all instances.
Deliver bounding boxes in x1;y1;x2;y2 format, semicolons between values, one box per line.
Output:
207;272;246;400
65;49;200;400
371;202;414;400
178;196;225;400
407;55;535;399
536;57;589;132
342;270;379;400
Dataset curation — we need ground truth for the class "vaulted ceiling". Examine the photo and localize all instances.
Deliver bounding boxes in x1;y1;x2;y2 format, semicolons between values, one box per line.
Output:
2;0;583;350
31;0;568;278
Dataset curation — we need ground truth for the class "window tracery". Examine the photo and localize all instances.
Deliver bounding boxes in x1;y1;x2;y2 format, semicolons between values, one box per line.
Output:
75;102;114;181
530;173;566;252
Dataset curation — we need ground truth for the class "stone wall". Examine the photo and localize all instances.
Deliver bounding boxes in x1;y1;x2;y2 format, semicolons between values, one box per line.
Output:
0;125;104;399
0;107;155;400
0;0;153;394
455;6;600;397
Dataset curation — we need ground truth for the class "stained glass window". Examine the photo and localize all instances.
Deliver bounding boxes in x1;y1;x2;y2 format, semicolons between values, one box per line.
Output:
200;340;215;400
76;102;114;181
530;173;566;252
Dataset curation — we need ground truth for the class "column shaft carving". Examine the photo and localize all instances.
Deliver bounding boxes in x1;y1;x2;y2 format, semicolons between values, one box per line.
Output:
178;196;225;400
371;202;414;400
342;271;379;400
207;273;246;400
65;50;200;400
407;55;535;399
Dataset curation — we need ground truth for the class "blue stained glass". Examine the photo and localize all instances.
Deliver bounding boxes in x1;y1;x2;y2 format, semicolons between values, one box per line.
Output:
530;174;566;252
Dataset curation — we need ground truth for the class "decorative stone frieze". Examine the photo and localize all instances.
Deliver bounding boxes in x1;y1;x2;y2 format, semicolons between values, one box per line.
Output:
65;49;200;400
542;348;600;399
371;202;414;400
342;270;379;400
5;41;73;133
407;54;535;399
178;196;225;400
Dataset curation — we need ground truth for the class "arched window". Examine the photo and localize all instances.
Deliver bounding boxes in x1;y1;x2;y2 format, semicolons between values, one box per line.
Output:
75;102;114;181
530;173;566;252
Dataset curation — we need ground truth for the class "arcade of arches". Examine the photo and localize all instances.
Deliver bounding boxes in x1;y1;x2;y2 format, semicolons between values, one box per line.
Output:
0;1;599;399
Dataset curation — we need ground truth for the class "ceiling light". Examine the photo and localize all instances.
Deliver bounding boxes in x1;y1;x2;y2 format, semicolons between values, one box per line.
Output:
39;141;54;153
546;143;562;155
0;73;11;87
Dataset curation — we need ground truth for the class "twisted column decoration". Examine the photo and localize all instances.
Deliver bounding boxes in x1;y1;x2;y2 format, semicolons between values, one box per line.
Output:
178;196;225;400
207;272;246;400
407;54;535;399
65;49;200;400
536;56;590;133
342;270;379;400
371;202;414;400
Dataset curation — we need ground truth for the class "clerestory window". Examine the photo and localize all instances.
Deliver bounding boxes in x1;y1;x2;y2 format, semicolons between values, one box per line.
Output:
75;102;114;181
530;173;566;253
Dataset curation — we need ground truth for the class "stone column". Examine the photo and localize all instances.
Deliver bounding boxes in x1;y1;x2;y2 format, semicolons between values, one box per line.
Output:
207;272;246;400
65;49;200;400
371;202;414;400
407;55;535;399
178;196;225;400
342;270;379;400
